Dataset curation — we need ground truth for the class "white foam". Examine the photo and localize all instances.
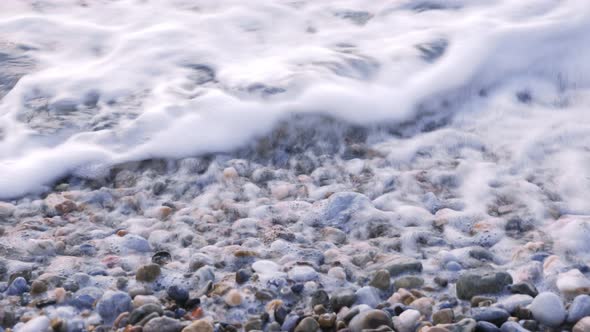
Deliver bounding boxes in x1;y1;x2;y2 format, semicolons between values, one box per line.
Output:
1;0;590;203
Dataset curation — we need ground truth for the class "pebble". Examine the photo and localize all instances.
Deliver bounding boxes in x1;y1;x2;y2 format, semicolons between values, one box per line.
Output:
499;321;528;332
355;286;381;308
394;276;424;290
235;269;252;284
294;316;320;332
129;303;164;325
393;309;421;332
567;294;590;324
123;234;152;252
244;318;263;331
573;316;590;332
378;256;423;277
182;320;214;332
529;292;566;327
318;313;336;328
410;297;434;317
556;269;590;299
168;285;189;303
143;316;186;332
15;316;50;332
331;289;357;311
432;308;454;325
310;290;330;308
6;277;29;296
456;271;513;300
288;266;318;282
471;307;509;326
496;294;533;313
348;309;393;332
225;289;242;306
507;282;538;297
475;321;500;332
370;270;391;290
97;291;133;324
133;295;160;307
136;264;161;282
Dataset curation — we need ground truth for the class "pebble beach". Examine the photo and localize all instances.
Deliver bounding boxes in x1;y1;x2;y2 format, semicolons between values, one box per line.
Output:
2;1;590;332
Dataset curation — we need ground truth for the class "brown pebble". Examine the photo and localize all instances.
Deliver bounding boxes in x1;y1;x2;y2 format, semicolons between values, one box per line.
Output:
30;280;48;295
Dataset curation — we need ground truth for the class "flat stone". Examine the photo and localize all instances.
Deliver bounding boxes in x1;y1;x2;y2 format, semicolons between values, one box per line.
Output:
376;256;423;277
456;271;512;300
394;276;424;290
143;316;186;332
496;294;533;314
471;307;509;326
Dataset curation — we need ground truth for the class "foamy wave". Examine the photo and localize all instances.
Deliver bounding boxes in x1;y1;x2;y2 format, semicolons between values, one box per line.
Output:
1;0;590;199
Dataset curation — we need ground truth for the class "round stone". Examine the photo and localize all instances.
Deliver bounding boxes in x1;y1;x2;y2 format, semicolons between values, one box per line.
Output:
294;317;319;332
370;270;391;290
97;291;133;324
530;292;566;327
136;264;161;282
167;285;189;303
30;280;48;295
225;289;242;306
393;309;421;332
348;309;393;332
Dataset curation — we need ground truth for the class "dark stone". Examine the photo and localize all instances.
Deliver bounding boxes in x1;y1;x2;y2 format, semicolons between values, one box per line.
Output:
331;289;357;312
456;271;512;300
167;285;189;304
129;303;164;325
475;321;501;332
310;290;329;308
235;269;251;284
152;251;172;266
348;309;393;332
471;307;509;326
508;282;538;297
